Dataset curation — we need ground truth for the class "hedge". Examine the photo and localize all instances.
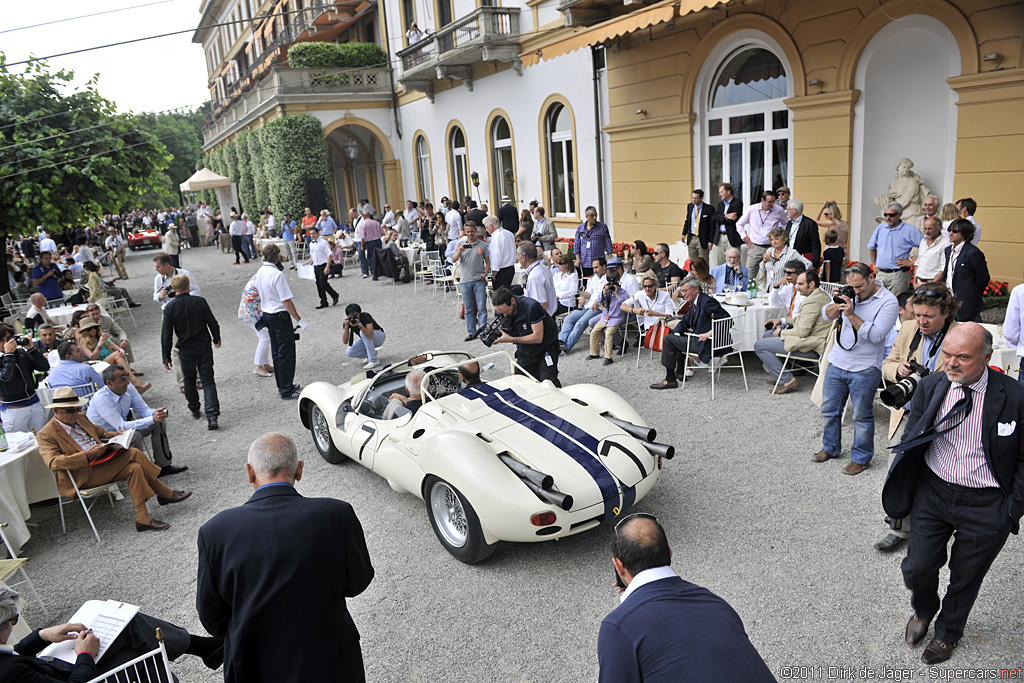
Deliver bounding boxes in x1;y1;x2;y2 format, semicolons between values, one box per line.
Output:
288;41;386;69
260;114;333;218
248;129;271;214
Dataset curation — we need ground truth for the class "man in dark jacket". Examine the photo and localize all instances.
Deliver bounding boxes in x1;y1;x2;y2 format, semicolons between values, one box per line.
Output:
161;274;221;429
197;433;374;683
0;323;50;434
650;276;731;389
940;218;989;322
783;198;822;269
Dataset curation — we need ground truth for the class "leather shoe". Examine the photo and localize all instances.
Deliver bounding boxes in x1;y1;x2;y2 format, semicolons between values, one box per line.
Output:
315;304;328;309
332;297;340;306
191;409;203;419
464;334;475;342
136;519;170;532
875;533;908;553
587;355;600;361
603;358;613;366
772;378;799;395
905;614;931;646
843;462;867;475
921;637;955;664
650;380;678;390
811;449;835;463
208;418;219;430
157;489;193;506
158;465;188;478
203;644;225;670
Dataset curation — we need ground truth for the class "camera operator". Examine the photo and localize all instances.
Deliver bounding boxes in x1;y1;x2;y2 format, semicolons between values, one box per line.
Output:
873;284;959;553
343;304;386;370
0;323;50;434
490;286;561;387
813;262;899;475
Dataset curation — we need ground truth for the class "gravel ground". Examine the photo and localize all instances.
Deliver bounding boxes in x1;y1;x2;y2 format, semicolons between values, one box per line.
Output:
17;245;1023;682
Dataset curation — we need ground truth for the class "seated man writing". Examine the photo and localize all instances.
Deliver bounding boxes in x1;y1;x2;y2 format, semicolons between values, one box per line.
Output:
0;584;223;681
37;386;193;532
650;276;731;390
385;369;425;418
86;365;186;478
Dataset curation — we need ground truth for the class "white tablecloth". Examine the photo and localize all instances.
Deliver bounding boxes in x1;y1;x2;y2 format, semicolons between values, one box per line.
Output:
721;298;784;352
0;440;59;554
45;303;104;327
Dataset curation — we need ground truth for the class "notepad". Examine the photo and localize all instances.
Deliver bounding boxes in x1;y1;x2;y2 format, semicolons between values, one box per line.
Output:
38;600;140;663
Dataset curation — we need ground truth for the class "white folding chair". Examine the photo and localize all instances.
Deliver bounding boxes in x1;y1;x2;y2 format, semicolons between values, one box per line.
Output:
106;297;137;331
428;259;455;301
681;311;748;400
86;628;175;683
818;281;842;299
634;317;672;368
414;250;438;293
0;523;48;618
52;470;129;544
771;349;823;394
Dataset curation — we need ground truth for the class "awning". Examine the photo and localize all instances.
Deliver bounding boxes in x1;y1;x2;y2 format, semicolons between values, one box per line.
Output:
180;168;232;192
521;0;723;67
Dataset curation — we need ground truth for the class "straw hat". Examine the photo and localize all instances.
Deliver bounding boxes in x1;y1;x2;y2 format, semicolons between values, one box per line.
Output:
79;318;100;332
45;386;91;409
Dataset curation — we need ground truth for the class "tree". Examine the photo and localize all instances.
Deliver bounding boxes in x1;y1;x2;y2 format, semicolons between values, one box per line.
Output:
0;54;173;294
134;108;206;209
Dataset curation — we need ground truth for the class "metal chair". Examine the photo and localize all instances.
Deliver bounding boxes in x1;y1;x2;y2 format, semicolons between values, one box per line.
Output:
818;281;843;299
106;297;137;331
681;311;748;400
428;259;456;301
52;470;129;544
86;628;175;683
0;522;48;618
414;250;438;293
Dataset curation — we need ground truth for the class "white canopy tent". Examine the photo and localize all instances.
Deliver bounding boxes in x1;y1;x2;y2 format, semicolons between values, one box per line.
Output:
180;168;238;216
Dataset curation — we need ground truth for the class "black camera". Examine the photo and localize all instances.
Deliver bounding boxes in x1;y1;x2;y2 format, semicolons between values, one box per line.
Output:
471;314;511;347
832;285;856;304
16;336;32;347
880;359;930;409
346;315;360;327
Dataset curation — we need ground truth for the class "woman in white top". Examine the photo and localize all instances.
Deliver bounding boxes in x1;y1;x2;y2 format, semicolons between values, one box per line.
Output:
622;273;675;330
761;227;811;292
553;259;579;315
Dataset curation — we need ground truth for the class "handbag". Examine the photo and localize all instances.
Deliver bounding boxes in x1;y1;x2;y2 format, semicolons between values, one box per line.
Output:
643;320;670;352
238;275;263;324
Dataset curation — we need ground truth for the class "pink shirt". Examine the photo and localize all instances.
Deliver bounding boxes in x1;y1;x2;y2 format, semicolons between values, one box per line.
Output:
357;218;383;242
924;372;1000;489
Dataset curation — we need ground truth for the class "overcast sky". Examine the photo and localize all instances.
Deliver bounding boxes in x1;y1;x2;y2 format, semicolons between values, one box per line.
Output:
2;0;210;114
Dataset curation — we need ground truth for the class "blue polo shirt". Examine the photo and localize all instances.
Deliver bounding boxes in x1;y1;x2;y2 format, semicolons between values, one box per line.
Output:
280;219;296;242
867;221;921;269
31;263;63;300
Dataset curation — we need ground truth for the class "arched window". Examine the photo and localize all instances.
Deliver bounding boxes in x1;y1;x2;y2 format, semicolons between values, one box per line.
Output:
705;47;790;204
449;126;469;202
545;103;575;217
490;116;514;206
415;135;432;202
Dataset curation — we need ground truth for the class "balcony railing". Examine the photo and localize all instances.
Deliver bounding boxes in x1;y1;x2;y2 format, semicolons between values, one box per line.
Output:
396;7;521;95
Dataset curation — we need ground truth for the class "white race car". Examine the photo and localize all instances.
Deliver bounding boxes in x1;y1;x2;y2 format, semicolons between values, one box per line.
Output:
297;351;674;563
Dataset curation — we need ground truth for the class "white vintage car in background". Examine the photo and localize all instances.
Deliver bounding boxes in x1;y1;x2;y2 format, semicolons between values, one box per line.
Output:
296;351;674;563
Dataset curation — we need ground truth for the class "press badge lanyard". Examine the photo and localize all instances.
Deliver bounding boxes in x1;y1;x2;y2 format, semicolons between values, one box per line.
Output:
908;318;952;370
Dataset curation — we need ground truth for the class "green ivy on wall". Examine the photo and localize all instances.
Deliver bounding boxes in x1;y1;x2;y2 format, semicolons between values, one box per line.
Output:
249;129;271;214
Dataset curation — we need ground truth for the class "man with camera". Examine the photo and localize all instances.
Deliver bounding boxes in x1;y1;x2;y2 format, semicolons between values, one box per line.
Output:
814;262;900;475
453;222;491;341
754;270;832;395
343;304;386;370
0;323;50;434
491;286;561;387
873;285;959;552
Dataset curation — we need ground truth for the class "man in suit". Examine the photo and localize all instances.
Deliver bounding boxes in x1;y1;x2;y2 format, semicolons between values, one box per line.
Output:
940;218;989;322
783;198;821;269
650;276;730;389
883;323;1024;665
754;270;832;394
597;514;774;682
37;386;192;532
710;182;744;267
197;433;374;683
681;189;713;265
709;247;749;293
873;284;959;553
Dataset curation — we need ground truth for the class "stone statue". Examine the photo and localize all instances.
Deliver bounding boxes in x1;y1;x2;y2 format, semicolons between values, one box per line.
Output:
873;157;932;225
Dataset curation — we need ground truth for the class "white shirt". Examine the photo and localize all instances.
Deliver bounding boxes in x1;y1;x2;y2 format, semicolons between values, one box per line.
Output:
153;268;199;308
619;566;678;604
584;273;608;310
404;207;419;224
445;209;463;240
1004;283;1024;359
105;235;125;252
624;288;674;328
245;220;256;236
769;282;805;320
488;228;516;270
253;263;294;314
229;220;247;236
945;242;963;289
39;237;57;253
965;215;982;245
382;210;396;228
524;260;558;313
619;271;641;296
553;269;579;307
308;237;332;266
915;234;949;281
76;244;96;264
266;214;276;229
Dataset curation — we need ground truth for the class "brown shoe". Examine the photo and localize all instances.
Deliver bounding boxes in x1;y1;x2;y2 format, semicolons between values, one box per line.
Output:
650;380;678;390
772;378;799;395
811;449;835;463
843;462;867;475
136;519;171;532
921;637;955;664
905;614;931;645
157;489;193;506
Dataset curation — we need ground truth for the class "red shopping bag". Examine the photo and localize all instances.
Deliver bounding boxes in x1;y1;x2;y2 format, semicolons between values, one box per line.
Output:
643;321;670;352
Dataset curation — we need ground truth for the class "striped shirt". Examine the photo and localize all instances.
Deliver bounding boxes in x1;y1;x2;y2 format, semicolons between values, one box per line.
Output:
924;372;1000;488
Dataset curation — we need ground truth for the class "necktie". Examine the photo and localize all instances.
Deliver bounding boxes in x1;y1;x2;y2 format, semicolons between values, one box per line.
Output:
892;385;973;453
788;291;796;317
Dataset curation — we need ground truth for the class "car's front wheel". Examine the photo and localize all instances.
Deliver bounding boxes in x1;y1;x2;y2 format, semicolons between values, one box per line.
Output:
308;403;345;464
424;476;494;564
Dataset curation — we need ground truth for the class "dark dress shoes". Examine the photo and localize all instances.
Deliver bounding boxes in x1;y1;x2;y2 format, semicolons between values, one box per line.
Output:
208;418;219;430
649;380;678;390
603;358;613;366
587;355;599;361
191;409;203;419
315;304;329;309
464;334;475;342
875;533;908;552
157;489;193;506
158;465;188;478
921;637;955;664
136;519;170;532
333;297;340;306
905;614;931;645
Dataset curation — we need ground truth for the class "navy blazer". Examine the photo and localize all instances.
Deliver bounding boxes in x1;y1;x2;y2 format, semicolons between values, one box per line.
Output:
598;576;775;683
882;369;1024;534
682;202;715;250
197;485;375;683
712;198;745;249
0;630;95;683
673;292;731;362
941;241;989;322
786;215;821;269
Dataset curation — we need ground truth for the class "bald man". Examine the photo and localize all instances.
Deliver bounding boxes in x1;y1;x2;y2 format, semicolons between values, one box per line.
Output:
884;323;1024;664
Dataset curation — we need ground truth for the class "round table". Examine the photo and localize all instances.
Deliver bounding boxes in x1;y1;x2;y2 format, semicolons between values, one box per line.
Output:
45;303;105;327
720;297;784;352
0;437;59;554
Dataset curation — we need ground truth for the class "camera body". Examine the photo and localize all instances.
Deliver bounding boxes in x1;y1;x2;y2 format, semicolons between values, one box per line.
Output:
880;359;930;409
472;314;511;347
832;285;856;304
346;315;360;328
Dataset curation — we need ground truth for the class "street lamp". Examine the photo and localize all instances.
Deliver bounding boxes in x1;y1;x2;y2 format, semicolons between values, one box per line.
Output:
343;136;359;161
470;170;482;204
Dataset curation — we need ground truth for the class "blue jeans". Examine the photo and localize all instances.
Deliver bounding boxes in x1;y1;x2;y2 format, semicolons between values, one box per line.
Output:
461;279;487;335
242;235;256;259
346;329;386;362
821;363;881;465
558;307;598;351
753;331;818;384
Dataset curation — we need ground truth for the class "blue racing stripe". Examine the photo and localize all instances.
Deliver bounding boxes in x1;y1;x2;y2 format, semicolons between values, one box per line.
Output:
467;384;621;522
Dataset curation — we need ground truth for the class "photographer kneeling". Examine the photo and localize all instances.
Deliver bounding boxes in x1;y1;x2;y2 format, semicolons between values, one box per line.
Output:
343;304;386;370
873;284;959;552
490;287;561;387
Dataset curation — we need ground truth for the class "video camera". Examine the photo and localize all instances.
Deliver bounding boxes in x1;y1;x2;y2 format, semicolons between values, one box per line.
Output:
880;359;930;409
470;314;511;347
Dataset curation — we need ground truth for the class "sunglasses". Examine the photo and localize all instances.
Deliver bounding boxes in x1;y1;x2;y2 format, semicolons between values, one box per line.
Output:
947;228;960;234
4;614;18;627
784;271;797;275
883;212;899;218
643;284;657;289
54;407;84;414
614;512;659;533
915;288;942;299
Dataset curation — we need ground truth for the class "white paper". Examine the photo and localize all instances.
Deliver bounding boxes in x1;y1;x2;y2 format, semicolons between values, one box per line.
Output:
296;264;315;281
38;600;140;663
